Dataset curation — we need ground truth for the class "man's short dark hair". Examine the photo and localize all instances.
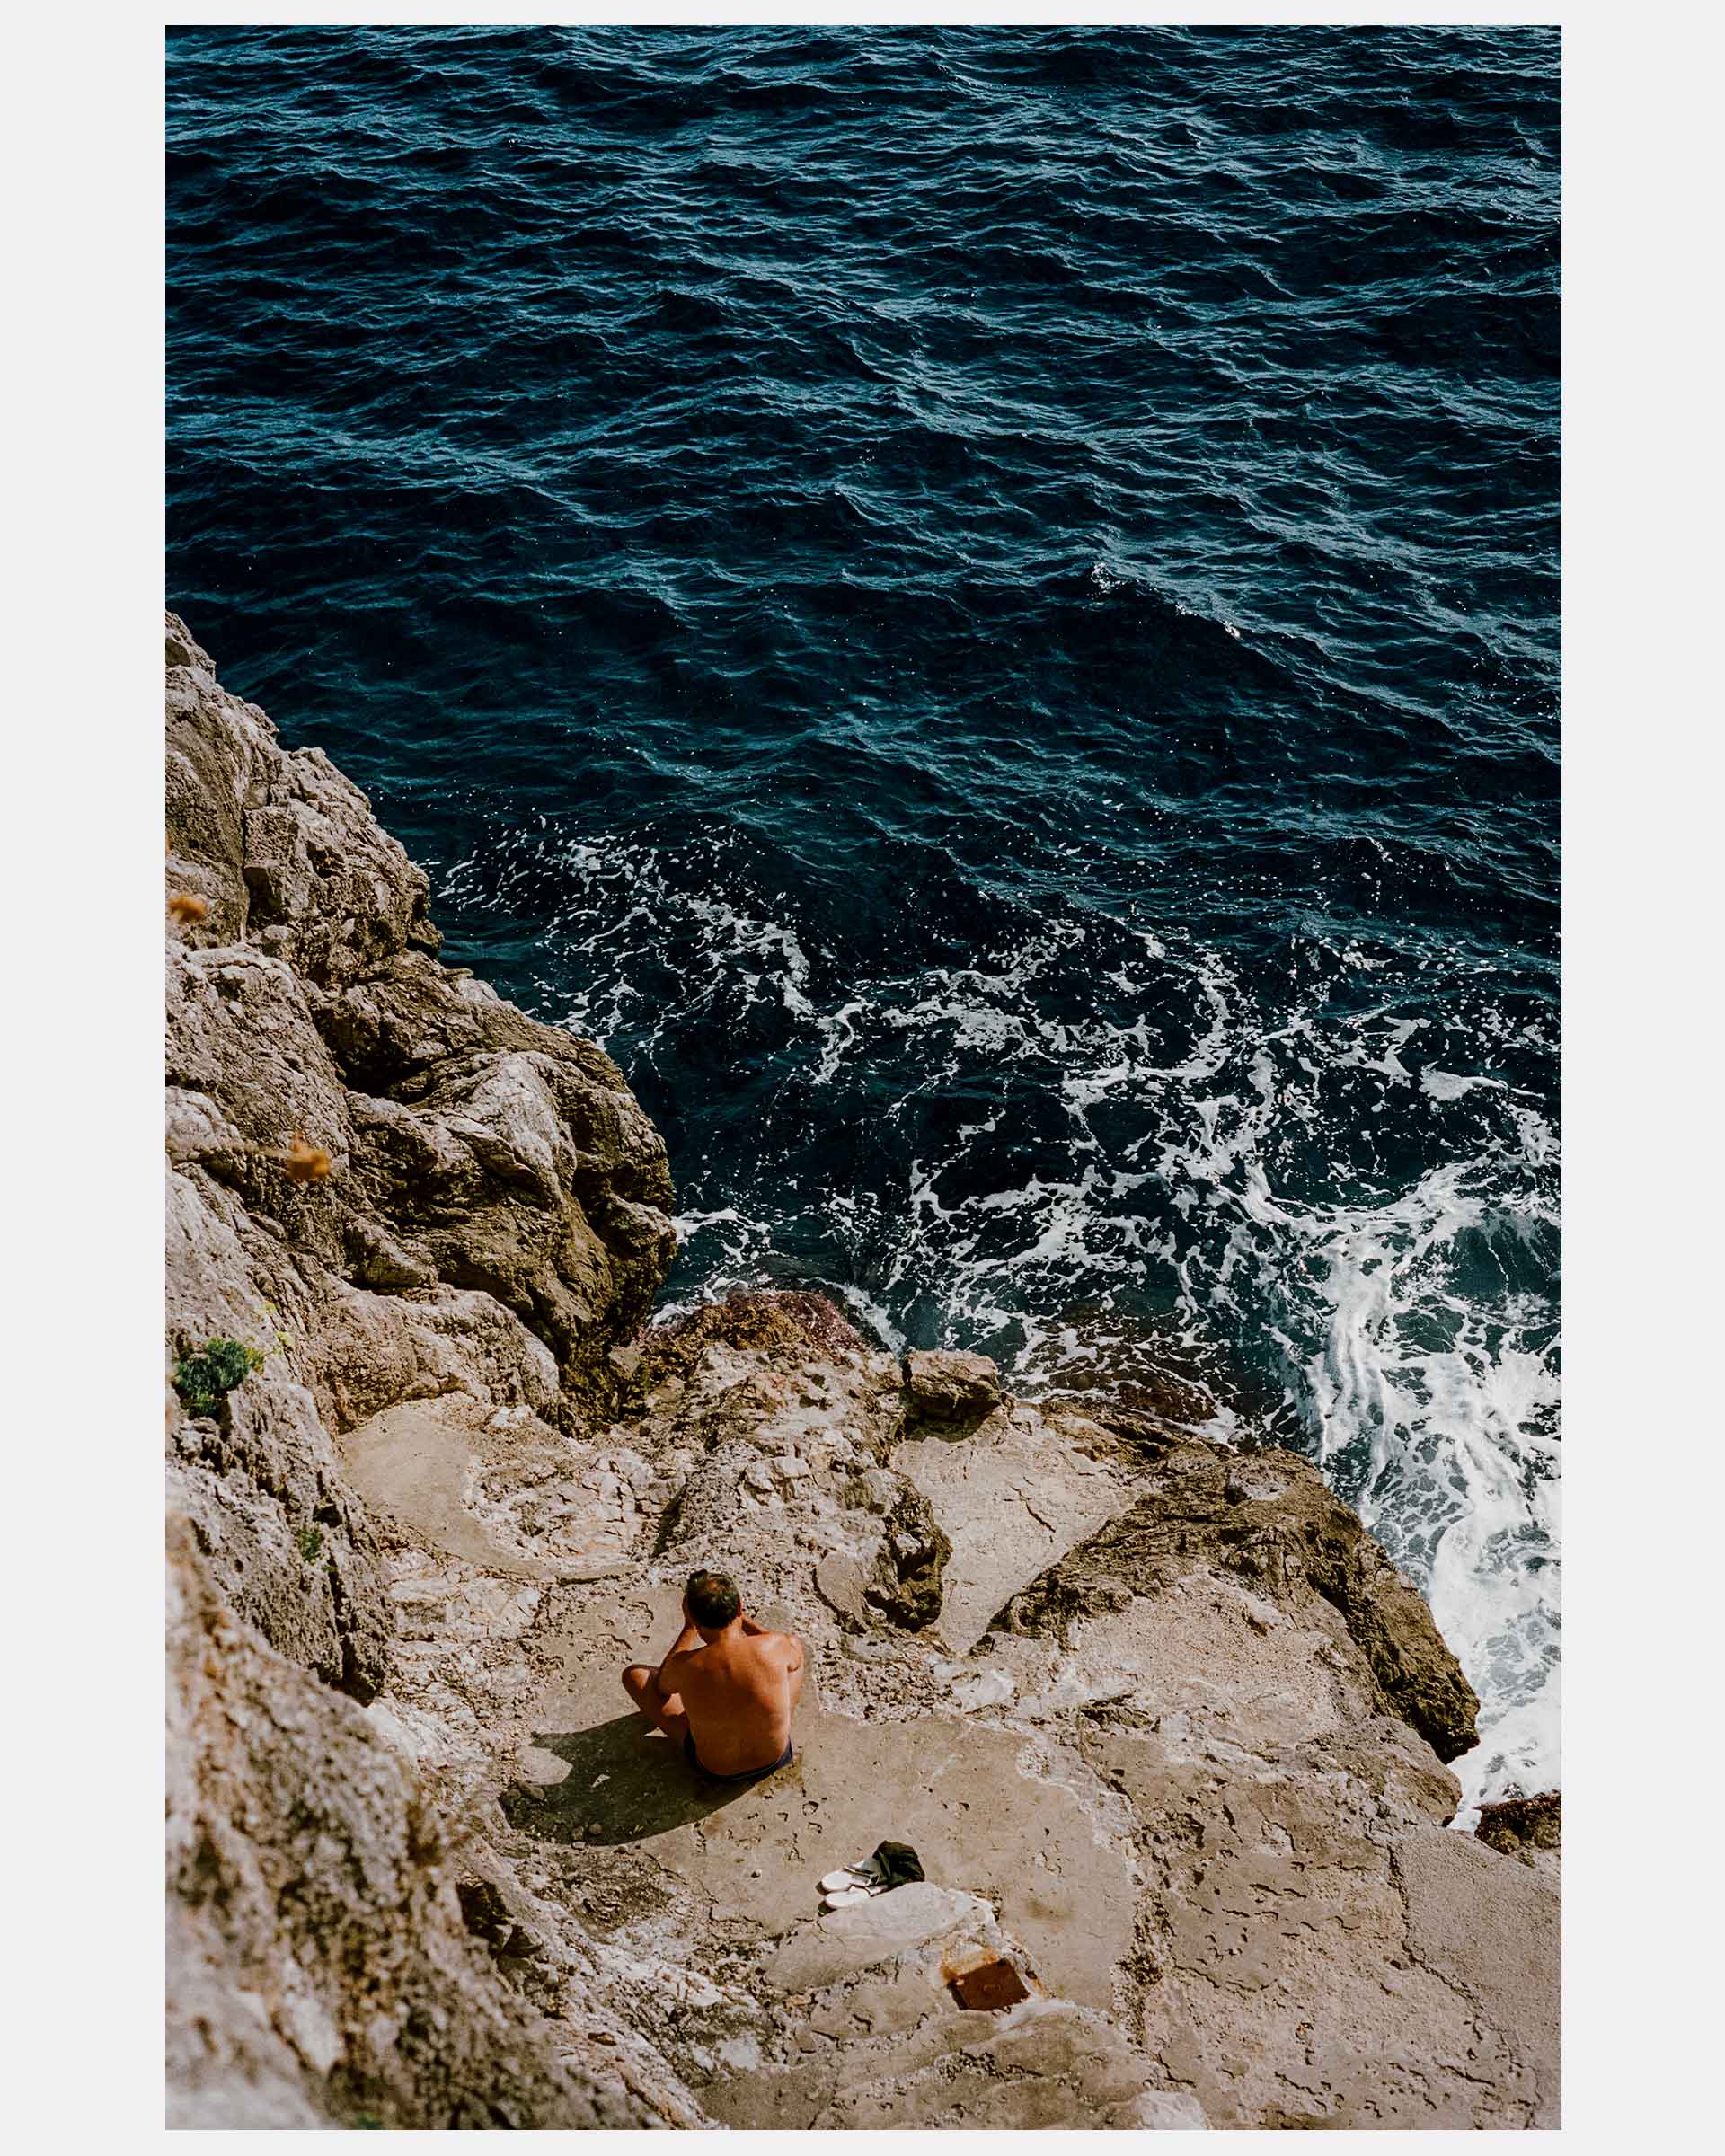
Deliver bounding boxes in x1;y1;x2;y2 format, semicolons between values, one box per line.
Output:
686;1569;741;1629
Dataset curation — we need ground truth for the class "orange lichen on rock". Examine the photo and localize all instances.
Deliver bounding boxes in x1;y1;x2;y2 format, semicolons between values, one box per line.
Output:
277;1134;333;1183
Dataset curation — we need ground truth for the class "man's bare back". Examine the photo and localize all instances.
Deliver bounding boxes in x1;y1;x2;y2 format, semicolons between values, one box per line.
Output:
623;1569;806;1778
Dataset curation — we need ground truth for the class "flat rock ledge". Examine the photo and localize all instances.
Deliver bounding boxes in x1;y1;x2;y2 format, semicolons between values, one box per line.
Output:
164;619;1558;2130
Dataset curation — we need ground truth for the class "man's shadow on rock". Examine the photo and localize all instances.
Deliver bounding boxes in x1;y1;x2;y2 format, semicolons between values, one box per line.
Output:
501;1713;792;1847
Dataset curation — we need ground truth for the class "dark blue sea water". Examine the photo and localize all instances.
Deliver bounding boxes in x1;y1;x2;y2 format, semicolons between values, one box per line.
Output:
166;24;1559;1806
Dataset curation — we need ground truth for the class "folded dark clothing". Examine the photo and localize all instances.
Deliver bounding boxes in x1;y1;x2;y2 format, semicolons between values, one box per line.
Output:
869;1839;924;1889
684;1731;794;1782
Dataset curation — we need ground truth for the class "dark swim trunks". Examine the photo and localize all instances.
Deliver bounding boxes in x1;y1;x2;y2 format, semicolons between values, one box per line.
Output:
684;1731;794;1782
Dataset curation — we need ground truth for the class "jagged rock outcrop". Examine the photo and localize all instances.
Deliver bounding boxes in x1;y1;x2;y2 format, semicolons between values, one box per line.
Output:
165;619;1557;2130
164;614;677;1701
166;612;674;1422
1475;1790;1561;1870
902;1347;1003;1426
491;1296;1554;2129
166;1522;656;2129
164;616;680;2125
995;1420;1482;1763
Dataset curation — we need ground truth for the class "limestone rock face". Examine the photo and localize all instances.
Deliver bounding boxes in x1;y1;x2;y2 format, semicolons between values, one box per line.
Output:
902;1347;1003;1425
164;617;1555;2131
164;613;676;1420
999;1418;1482;1763
166;616;439;985
166;1523;657;2129
164;619;680;2125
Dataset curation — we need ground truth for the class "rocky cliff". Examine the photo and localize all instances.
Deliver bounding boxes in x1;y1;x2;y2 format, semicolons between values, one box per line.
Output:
164;616;1558;2129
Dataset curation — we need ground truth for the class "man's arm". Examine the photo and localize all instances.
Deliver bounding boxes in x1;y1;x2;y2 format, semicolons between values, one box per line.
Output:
649;1605;704;1700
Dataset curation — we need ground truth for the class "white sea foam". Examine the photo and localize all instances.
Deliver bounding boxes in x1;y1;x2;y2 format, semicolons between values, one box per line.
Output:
827;1279;908;1355
1420;1065;1498;1101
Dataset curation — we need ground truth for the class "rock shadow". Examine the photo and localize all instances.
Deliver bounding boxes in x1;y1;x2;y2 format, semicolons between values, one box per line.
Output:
501;1712;795;1847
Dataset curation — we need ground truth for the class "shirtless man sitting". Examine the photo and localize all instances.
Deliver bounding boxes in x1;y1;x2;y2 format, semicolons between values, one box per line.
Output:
622;1569;806;1780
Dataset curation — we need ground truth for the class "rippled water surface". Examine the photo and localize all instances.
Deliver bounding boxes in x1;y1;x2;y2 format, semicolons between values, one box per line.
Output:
168;24;1560;1805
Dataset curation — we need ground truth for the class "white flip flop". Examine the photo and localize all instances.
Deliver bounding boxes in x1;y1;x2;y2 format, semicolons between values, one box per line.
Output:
818;1885;881;1912
818;1860;884;1895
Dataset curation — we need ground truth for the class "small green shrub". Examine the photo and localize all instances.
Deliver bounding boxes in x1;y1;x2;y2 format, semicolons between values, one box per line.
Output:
172;1337;265;1418
296;1524;324;1566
